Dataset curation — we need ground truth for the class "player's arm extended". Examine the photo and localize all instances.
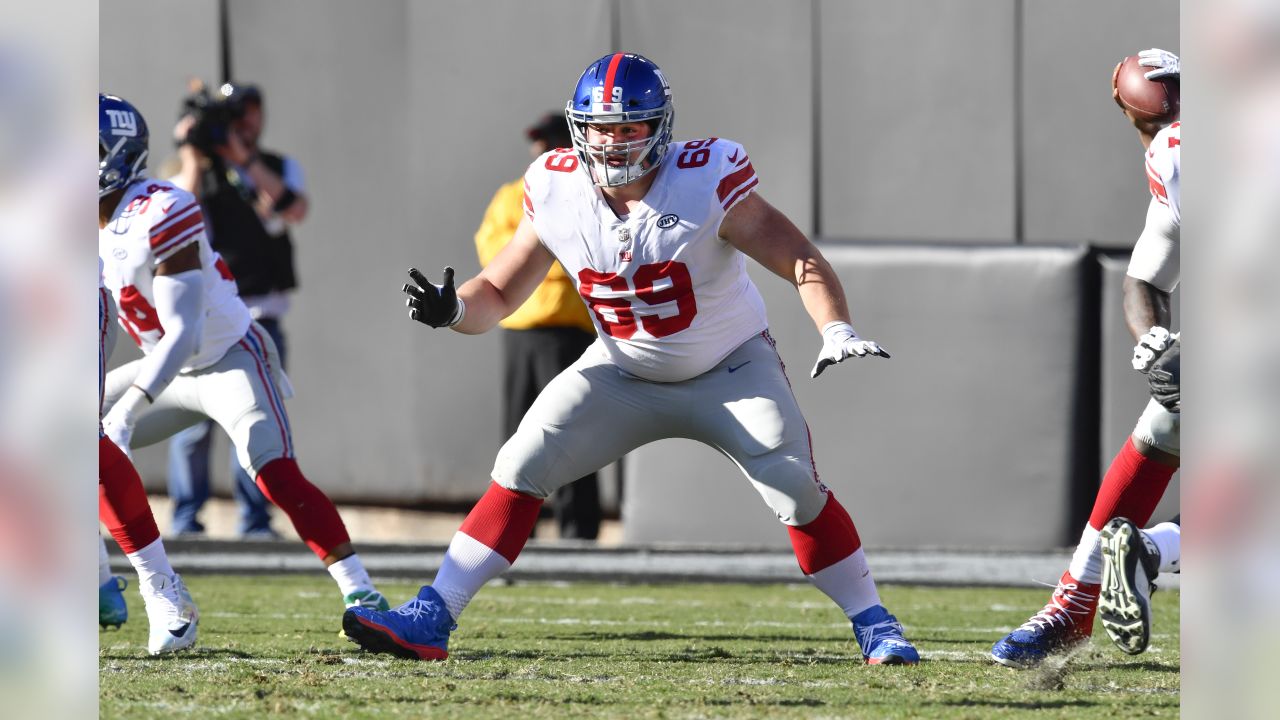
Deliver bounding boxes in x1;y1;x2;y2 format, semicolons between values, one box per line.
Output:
719;192;850;331
453;214;556;335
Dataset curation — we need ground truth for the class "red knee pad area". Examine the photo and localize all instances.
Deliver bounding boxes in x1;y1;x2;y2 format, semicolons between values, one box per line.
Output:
98;435;160;554
255;457;351;558
459;482;544;563
787;492;862;575
1088;437;1177;531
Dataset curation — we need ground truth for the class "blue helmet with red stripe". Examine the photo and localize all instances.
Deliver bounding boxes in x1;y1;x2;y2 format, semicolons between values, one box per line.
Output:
99;93;149;198
566;52;674;187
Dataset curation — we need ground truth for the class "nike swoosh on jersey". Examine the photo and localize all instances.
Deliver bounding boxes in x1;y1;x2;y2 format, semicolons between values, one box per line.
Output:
161;200;177;214
727;361;751;373
727;150;740;164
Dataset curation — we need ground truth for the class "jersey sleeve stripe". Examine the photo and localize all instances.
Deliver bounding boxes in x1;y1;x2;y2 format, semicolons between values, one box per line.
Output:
716;161;756;204
152;225;204;261
522;179;535;219
1146;160;1169;204
149;202;199;234
722;177;759;212
149;206;202;248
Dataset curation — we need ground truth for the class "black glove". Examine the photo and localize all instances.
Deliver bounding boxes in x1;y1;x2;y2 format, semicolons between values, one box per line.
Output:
402;267;463;328
1147;336;1179;412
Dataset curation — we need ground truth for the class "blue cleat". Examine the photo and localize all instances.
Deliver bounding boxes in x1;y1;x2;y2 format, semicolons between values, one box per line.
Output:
342;585;455;660
99;576;128;629
852;605;919;665
991;570;1098;669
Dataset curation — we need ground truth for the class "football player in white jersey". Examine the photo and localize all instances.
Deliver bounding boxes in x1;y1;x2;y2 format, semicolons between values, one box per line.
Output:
97;94;389;620
99;257;199;654
345;53;919;665
992;49;1183;668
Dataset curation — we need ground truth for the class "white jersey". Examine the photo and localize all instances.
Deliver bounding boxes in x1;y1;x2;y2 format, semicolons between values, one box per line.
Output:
1129;122;1181;292
1146;122;1181;224
99;179;251;370
523;138;768;382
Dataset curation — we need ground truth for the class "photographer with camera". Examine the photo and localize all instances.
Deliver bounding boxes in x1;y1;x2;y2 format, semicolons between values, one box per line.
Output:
169;81;308;538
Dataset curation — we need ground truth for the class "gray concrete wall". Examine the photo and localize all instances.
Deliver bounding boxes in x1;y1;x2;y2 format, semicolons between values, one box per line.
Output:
100;2;1178;548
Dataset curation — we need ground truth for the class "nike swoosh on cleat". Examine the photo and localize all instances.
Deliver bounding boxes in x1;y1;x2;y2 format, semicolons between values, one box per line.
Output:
169;623;191;637
727;361;751;373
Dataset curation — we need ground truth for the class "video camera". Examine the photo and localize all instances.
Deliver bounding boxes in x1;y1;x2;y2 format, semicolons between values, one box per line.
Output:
180;81;260;155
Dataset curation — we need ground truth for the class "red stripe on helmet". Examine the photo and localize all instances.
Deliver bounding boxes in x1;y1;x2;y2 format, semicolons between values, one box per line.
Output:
602;53;625;106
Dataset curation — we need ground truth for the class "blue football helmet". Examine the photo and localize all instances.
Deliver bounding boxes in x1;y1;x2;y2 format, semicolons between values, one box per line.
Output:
99;93;149;198
566;53;674;187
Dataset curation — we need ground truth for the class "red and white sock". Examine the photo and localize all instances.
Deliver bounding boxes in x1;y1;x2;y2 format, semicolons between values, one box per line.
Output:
1145;521;1181;573
1068;438;1177;584
431;482;543;620
788;492;881;619
98;535;113;586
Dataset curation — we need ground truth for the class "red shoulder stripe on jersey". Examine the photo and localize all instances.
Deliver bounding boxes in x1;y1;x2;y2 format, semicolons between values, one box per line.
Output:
150;208;202;250
602;53;624;105
717;161;756;203
522;179;534;219
722;178;759;211
152;223;205;260
149;202;199;238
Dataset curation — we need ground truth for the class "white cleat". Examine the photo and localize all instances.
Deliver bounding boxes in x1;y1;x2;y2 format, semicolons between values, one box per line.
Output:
141;572;199;655
1099;518;1160;655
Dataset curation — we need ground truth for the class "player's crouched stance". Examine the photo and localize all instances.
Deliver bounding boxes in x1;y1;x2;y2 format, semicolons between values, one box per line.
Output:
344;53;918;665
98;94;388;630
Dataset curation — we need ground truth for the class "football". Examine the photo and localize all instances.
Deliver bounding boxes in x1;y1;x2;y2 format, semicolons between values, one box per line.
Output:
1113;54;1180;124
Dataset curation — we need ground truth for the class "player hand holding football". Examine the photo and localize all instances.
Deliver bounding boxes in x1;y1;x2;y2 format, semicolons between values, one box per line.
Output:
810;321;889;378
403;266;465;328
1111;50;1180;145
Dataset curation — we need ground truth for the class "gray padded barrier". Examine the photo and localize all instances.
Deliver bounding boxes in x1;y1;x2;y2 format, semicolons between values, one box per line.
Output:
624;244;1099;551
1021;0;1179;247
1099;255;1181;523
621;0;814;233
817;0;1017;241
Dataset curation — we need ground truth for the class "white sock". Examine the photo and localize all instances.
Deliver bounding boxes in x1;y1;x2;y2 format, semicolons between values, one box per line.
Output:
1145;522;1181;573
125;537;175;586
1067;524;1103;584
807;548;882;620
431;531;512;620
328;554;375;597
98;535;113;586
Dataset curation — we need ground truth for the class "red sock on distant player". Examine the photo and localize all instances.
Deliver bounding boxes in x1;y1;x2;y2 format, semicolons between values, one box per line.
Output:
1088;437;1178;531
459;482;544;562
98;435;160;554
255;457;351;559
788;492;861;574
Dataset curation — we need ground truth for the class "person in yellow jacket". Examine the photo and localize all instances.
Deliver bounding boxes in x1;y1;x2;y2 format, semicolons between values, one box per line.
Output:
474;112;602;540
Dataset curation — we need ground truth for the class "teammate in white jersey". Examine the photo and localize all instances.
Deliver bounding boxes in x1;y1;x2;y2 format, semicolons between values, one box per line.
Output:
992;49;1183;668
97;94;388;618
99;257;200;654
345;53;919;665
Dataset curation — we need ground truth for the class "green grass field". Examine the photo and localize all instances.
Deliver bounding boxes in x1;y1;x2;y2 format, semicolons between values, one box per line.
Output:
99;576;1179;719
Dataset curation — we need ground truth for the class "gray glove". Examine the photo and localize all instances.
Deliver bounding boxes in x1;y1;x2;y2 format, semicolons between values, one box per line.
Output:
1147;336;1180;412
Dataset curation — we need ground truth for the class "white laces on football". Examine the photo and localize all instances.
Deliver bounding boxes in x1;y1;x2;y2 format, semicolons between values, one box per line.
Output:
1020;580;1097;631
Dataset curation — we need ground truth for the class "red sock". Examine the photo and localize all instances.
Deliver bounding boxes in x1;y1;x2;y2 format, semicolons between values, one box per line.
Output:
1088;437;1178;530
787;492;862;575
255;458;351;559
98;435;160;554
459;482;544;563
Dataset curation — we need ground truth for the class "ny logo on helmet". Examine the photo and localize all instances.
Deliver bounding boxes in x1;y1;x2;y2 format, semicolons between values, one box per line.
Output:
105;109;139;137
